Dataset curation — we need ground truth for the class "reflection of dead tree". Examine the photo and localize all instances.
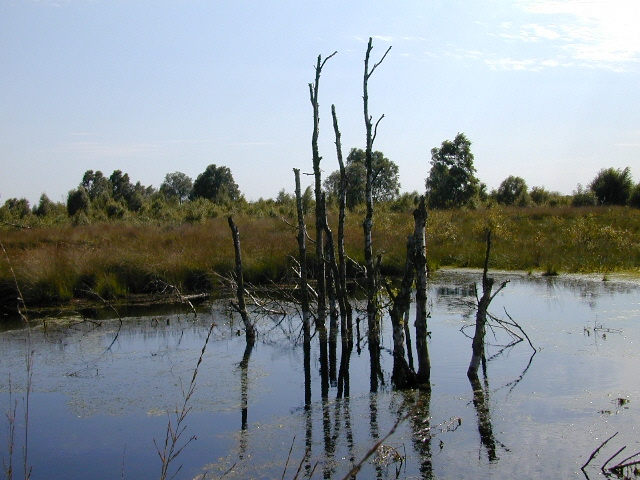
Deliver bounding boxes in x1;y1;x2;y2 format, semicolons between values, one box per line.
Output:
468;372;499;462
238;341;253;460
582;432;640;479
227;216;256;345
467;230;509;378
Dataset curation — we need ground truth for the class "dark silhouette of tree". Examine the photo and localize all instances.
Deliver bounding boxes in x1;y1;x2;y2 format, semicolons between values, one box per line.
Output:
629;183;640;208
109;170;134;203
190;164;240;203
67;187;90;216
589;167;633;205
324;148;400;209
495;175;529;206
425;133;479;209
160;172;193;203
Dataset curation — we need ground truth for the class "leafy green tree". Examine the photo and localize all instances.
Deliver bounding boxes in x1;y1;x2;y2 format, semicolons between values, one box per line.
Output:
495;175;529;206
589;167;633;205
160;172;192;203
275;189;293;205
571;184;597;207
34;194;55;217
425;133;479;209
629;183;640;208
190;164;240;203
109;170;134;204
3;198;31;218
67;187;90;216
530;186;551;205
301;185;314;214
323;148;400;210
81;170;111;201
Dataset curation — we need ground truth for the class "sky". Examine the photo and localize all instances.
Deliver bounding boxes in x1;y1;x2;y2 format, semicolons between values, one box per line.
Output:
1;0;640;205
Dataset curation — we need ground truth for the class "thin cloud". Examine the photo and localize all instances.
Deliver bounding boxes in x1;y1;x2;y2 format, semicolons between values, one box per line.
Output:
59;141;163;158
371;35;394;43
498;0;640;71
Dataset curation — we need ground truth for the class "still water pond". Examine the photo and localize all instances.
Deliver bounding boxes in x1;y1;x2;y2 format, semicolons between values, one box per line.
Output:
1;271;639;479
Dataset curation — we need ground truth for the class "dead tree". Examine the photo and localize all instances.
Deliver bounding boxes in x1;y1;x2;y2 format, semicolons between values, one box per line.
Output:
227;216;256;345
386;233;417;389
362;37;391;392
309;52;336;398
294;168;312;407
386;195;429;389
413;196;430;385
467;229;508;378
331;104;353;346
309;51;336;326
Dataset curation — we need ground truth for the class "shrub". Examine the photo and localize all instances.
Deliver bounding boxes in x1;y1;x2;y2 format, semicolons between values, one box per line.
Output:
589;167;633;205
571;184;597;207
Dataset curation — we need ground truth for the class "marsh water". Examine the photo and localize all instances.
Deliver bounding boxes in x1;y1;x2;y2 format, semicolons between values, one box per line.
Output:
1;270;639;479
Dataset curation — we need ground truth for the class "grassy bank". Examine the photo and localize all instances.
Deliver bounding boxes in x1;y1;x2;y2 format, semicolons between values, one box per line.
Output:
2;205;639;312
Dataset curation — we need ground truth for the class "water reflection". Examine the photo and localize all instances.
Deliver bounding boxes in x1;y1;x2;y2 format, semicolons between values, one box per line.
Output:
468;372;498;462
402;388;433;479
238;342;253;459
2;272;640;479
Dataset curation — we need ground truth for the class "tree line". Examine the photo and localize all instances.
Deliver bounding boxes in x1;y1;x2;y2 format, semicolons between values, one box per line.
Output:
2;142;639;226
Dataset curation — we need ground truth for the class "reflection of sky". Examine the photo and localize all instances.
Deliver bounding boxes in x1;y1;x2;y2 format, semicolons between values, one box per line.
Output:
1;272;639;479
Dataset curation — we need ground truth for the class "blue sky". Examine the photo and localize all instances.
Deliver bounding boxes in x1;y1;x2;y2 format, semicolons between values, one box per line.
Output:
2;0;639;204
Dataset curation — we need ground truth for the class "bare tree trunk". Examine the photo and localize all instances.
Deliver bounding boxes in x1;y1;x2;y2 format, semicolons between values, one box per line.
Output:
331;104;353;347
227;216;255;345
362;37;391;393
317;192;329;398
309;52;336;330
403;308;414;371
327;257;338;386
413;196;430;385
309;52;335;399
386;233;417;389
467;230;507;378
293;168;312;407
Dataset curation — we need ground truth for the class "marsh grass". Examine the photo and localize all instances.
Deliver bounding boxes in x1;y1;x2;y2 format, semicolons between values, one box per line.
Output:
1;206;639;310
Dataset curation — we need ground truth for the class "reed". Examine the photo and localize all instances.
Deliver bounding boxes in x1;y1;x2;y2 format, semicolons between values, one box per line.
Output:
1;206;639;311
